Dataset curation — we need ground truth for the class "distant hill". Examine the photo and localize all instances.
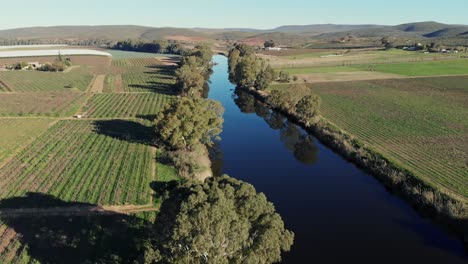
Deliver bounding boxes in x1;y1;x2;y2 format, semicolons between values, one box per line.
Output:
1;22;467;46
0;25;210;41
271;24;384;34
394;21;452;33
423;27;468;38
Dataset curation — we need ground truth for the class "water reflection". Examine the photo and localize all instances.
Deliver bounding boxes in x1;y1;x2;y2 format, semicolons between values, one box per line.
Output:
233;90;318;165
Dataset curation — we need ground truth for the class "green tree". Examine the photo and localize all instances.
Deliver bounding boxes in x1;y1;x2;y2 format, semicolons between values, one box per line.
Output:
234;55;260;87
175;56;206;96
264;40;275;48
255;62;275;90
295;94;321;126
155;97;224;150
148;175;294;264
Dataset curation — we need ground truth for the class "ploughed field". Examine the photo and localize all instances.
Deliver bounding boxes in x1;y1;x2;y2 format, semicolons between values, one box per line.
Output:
271;75;468;201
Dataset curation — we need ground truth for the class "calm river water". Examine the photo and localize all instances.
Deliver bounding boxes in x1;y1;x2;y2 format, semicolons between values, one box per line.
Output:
207;55;467;263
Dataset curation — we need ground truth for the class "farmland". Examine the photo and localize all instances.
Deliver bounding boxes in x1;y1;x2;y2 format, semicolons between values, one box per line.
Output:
0;92;86;116
0;119;54;164
271;76;468;200
0;69;93;92
263;48;462;69
83;93;174;119
107;58;177;93
353;59;468;76
0;120;155;205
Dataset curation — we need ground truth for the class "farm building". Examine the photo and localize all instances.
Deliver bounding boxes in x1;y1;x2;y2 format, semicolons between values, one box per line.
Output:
265;47;283;51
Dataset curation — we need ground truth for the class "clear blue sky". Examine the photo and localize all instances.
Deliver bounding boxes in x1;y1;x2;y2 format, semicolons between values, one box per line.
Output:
0;0;466;30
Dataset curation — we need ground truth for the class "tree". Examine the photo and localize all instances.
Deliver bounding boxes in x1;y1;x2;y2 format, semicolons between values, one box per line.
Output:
148;175;294;264
175;56;206;96
234;55;260;87
295;94;321;126
155;97;224;150
255;62;275;90
264;40;275;48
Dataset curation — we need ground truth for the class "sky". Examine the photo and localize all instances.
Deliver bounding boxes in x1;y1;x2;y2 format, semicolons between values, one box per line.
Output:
0;0;467;30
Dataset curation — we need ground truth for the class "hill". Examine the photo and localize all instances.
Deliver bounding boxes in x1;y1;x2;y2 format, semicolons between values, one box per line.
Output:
394;21;453;33
0;25;210;41
423;27;468;38
271;24;384;34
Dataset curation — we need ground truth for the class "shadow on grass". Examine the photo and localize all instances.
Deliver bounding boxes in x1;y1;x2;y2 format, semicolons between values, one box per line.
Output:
93;120;155;146
0;193;150;263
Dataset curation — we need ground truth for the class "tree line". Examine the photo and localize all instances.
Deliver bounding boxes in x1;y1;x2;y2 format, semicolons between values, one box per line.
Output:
111;39;184;55
228;44;321;125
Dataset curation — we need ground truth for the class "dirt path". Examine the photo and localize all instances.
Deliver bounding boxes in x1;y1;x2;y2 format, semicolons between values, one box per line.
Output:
88;74;105;93
0;204;158;218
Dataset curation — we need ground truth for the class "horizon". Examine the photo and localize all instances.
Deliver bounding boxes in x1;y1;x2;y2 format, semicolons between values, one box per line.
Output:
0;0;467;30
1;21;466;32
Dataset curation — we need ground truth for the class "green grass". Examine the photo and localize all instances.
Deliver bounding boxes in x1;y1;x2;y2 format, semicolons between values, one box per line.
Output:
278;66;359;74
354;59;468;76
0;119;54;163
83;93;174;119
0;69;93;92
0;120;156;205
310;76;468;199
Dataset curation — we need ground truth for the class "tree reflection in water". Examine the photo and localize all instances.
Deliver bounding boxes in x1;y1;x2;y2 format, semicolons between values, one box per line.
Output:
233;90;318;165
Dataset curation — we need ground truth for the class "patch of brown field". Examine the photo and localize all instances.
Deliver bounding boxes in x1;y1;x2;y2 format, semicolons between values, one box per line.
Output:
114;74;123;92
296;71;404;84
164;35;208;42
238;37;264;46
89;75;106;93
0;92;84;115
0;228;17;254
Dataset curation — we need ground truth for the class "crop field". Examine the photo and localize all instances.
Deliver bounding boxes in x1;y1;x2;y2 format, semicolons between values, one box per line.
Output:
263;48;462;68
353;59;468;76
83;93;174;119
0;119;54;164
300;76;468;199
0;120;156;205
0;69;93;92
108;58;177;93
0;92;86;117
279;66;360;74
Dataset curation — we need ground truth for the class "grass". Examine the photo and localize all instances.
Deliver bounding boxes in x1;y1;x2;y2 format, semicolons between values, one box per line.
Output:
278;66;359;74
0;92;86;117
305;76;468;199
354;59;468;76
0;68;93;92
83;93;174;119
0;120;155;205
0;119;54;164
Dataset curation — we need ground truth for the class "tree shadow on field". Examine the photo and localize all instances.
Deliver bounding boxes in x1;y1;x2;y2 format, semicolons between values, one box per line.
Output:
0;192;151;263
93;120;155;146
129;64;178;94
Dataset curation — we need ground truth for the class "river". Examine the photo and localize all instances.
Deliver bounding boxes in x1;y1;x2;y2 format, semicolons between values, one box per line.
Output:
207;55;467;263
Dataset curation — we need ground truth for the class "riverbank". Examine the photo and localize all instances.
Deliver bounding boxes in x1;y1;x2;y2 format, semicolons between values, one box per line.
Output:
242;86;468;249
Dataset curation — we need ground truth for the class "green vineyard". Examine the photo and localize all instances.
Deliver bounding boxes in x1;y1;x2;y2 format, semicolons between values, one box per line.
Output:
0;120;155;205
313;76;468;199
84;93;174;118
